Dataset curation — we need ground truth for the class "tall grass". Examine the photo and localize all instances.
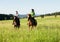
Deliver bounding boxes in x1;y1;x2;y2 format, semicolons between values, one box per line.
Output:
0;16;60;42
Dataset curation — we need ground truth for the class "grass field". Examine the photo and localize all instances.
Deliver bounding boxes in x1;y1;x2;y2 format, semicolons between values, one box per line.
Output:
0;16;60;42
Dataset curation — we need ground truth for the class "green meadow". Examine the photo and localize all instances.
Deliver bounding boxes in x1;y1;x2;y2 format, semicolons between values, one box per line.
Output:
0;16;60;42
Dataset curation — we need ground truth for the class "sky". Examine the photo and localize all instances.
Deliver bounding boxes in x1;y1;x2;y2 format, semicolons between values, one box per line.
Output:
0;0;60;15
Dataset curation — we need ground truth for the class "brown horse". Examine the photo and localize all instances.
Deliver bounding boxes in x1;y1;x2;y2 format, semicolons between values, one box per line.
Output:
27;14;37;30
13;16;20;28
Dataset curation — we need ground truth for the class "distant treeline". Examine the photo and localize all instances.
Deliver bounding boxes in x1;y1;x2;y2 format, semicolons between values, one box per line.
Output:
0;14;14;20
40;12;60;18
0;12;60;20
44;12;60;16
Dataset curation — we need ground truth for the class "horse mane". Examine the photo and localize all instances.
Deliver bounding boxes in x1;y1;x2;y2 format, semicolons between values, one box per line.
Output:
28;14;32;21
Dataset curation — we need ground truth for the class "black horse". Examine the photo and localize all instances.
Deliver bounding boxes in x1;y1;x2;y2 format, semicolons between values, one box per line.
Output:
13;16;20;28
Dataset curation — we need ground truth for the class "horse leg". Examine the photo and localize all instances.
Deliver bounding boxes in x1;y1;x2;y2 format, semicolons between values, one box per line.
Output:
31;25;34;30
14;25;17;28
17;25;20;29
29;25;31;30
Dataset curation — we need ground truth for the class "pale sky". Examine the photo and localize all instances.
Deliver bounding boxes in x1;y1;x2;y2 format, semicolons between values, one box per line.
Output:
0;0;60;15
